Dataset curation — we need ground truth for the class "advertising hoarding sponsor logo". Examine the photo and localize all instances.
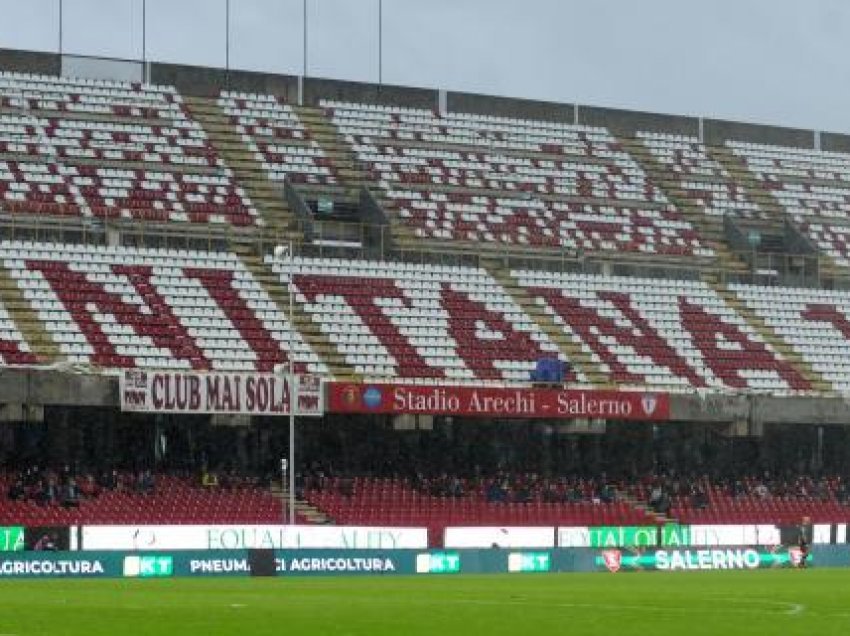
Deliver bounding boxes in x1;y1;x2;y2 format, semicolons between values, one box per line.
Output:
120;371;323;416
0;558;105;577
416;552;461;574
601;550;622;573
328;383;670;421
507;552;551;573
596;547;805;572
0;527;24;552
123;555;174;578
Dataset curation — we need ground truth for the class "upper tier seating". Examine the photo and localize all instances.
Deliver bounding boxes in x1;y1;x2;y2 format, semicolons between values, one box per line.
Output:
266;255;574;384
324;100;713;259
512;269;812;392
728;141;850;267
0;73;258;226
219;92;336;187
638;132;765;220
0;241;325;373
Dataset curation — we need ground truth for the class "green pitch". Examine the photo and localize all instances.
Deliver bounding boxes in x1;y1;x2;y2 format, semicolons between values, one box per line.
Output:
0;569;847;636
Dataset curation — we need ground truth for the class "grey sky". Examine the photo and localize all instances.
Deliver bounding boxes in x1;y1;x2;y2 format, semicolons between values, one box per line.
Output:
1;0;849;133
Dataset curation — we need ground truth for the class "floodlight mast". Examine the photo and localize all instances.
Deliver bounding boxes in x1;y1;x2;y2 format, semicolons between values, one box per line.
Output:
274;243;296;527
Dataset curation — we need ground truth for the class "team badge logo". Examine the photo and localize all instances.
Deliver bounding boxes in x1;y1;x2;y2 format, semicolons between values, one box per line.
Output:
601;550;622;573
641;394;658;416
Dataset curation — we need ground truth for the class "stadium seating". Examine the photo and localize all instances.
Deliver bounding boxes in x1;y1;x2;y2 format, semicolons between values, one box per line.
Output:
728;140;850;267
638;132;766;220
729;283;850;393
324;100;714;258
265;254;573;383
511;269;811;392
305;477;656;534
218;92;337;188
0;241;325;373
0;473;301;525
0;73;258;226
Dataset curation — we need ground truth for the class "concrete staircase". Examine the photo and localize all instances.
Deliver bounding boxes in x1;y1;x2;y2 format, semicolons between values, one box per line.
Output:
619;136;749;276
271;485;332;525
483;259;609;387
708;145;842;281
708;279;832;393
295;105;428;251
229;243;356;382
0;265;63;363
292;104;372;202
183;95;300;243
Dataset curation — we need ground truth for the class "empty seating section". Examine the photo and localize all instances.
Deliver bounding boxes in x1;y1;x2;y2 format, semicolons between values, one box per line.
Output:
638;132;764;219
730;283;850;393
0;241;326;373
306;478;654;529
728;141;850;266
0;73;257;225
512;270;811;392
266;255;574;383
0;303;37;364
324;100;712;258
0;474;292;526
219;92;336;186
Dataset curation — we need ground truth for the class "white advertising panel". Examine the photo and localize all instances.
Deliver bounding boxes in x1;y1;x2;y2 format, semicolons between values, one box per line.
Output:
120;370;323;416
81;525;427;550
443;527;555;549
689;525;781;546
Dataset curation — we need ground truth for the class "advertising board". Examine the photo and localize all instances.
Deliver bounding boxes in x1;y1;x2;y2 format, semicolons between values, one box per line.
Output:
81;525;428;551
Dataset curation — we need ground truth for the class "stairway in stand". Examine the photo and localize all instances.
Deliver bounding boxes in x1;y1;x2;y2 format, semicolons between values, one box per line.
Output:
184;95;300;244
483;259;609;387
618;135;750;277
0;264;63;364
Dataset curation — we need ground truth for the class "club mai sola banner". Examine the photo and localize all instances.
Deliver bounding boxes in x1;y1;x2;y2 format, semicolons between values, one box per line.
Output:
328;383;670;421
120;371;323;416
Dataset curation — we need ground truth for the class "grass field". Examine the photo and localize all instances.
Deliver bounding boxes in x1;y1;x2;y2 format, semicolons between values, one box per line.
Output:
0;570;848;635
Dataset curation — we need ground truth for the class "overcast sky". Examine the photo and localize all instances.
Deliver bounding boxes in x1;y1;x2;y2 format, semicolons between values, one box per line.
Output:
1;0;849;133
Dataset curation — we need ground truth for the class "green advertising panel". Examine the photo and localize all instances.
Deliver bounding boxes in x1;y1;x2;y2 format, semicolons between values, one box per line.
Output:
588;524;690;548
595;546;807;573
0;527;25;552
415;552;461;574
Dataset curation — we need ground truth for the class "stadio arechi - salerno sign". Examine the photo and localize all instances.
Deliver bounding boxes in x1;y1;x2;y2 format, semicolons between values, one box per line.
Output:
327;383;670;421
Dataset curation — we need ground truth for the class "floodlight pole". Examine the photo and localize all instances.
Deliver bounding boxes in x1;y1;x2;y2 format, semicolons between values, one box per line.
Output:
275;242;297;527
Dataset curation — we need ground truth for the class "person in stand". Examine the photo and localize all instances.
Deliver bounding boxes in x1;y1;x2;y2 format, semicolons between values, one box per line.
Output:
797;516;811;569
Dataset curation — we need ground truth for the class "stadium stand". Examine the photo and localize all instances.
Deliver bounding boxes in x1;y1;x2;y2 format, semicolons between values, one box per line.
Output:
3;57;850;538
510;269;812;392
0;73;258;226
726;141;850;268
0;470;301;526
266;254;577;384
323;100;715;259
0;241;324;372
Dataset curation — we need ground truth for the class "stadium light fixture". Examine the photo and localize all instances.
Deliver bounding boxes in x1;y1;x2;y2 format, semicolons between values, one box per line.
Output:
274;242;296;527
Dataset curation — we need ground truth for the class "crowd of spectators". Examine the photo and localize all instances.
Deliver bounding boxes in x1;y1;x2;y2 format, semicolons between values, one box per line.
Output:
4;466;156;508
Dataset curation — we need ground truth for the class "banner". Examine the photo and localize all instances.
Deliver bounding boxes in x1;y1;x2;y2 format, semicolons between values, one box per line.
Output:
120;371;323;416
596;546;806;573
81;525;428;551
328;383;669;421
0;527;24;552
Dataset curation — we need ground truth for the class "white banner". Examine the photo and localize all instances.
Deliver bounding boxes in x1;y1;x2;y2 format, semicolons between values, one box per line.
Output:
443;527;555;549
120;371;324;416
689;525;781;547
81;525;427;551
